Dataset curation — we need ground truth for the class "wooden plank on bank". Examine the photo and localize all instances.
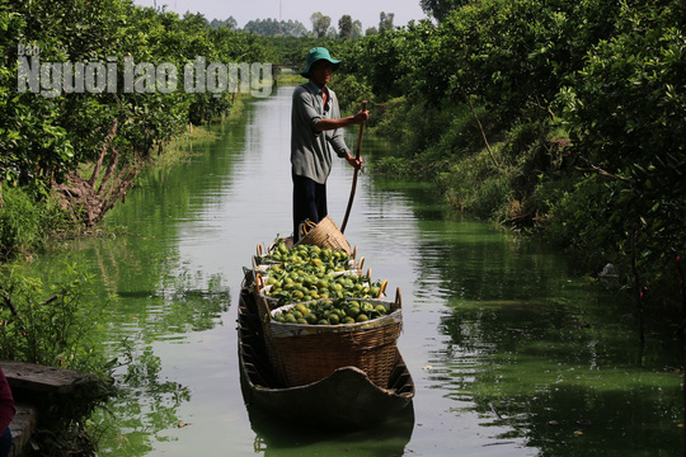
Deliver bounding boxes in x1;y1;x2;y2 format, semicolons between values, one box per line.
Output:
1;361;99;395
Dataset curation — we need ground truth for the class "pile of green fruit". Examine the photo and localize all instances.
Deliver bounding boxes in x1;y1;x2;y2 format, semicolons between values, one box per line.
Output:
273;299;390;325
260;240;351;271
257;239;385;308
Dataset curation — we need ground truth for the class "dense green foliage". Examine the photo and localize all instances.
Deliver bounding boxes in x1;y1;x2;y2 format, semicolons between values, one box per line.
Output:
0;262;119;454
0;263;109;373
330;0;685;304
0;186;70;259
0;0;278;257
0;0;277;198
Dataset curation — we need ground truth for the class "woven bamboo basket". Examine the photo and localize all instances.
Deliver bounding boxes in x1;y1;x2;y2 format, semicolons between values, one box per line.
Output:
297;215;352;255
265;295;403;388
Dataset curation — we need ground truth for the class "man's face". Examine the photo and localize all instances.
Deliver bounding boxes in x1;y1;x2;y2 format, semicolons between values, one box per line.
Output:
310;60;333;87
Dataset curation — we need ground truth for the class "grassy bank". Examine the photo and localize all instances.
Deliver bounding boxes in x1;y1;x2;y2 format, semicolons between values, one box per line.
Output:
0;122;220;262
367;93;683;311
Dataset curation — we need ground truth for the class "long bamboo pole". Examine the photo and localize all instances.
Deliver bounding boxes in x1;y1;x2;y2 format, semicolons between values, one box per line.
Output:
340;101;367;234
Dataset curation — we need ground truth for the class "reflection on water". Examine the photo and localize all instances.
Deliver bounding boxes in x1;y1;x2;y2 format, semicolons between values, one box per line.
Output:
248;402;415;457
22;86;684;456
89;267;230;454
96;345;191;455
409;218;682;456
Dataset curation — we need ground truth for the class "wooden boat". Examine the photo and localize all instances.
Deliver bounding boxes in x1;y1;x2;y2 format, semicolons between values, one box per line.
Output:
237;280;415;430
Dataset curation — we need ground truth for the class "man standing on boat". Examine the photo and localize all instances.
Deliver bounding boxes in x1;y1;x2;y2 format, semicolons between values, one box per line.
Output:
291;47;369;243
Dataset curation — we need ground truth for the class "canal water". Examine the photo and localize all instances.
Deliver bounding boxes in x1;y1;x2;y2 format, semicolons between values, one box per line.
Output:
31;86;682;456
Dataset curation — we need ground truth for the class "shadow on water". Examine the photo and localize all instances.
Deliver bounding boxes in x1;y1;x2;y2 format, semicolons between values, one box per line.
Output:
246;402;415;456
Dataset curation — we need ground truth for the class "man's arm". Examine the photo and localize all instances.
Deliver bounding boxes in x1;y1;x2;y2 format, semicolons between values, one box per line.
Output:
314;110;369;132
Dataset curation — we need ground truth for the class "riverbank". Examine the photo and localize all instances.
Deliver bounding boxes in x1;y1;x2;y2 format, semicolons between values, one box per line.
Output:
363;94;683;312
0;96;248;263
3;361;112;457
0;94;253;455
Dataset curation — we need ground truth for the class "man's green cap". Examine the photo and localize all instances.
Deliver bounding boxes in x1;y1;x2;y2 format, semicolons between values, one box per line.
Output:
300;47;341;78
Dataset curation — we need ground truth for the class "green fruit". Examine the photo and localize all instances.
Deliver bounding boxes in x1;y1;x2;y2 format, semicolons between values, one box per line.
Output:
346;306;360;318
331;308;345;318
295;304;309;314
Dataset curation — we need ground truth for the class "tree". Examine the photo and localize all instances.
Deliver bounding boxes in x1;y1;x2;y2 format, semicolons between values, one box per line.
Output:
379;12;395;32
420;0;469;23
310;12;331;38
210;16;237;30
182;11;209;28
244;18;282;35
243;18;307;37
339;15;353;39
352;20;363;38
285;20;309;37
338;15;363;39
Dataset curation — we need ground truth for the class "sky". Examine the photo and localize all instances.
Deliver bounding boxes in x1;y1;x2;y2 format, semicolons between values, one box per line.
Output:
132;0;428;32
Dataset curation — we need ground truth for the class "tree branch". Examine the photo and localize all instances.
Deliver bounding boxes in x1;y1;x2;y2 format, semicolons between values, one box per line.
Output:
462;88;499;169
0;284;20;318
96;145;120;196
89;119;118;188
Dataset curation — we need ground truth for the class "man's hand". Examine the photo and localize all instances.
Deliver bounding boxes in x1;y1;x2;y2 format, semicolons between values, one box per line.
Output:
345;152;363;170
352;109;370;124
